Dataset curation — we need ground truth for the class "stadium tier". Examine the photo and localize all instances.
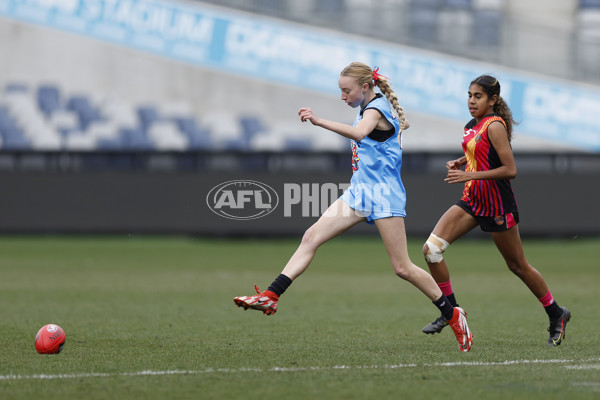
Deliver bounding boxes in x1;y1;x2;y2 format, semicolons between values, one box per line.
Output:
0;82;348;152
1;0;598;154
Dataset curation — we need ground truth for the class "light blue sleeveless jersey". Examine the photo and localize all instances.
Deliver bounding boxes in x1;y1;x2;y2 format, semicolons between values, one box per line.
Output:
340;94;407;223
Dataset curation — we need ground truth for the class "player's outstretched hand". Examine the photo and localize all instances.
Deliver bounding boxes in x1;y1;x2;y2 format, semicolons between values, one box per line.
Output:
299;107;319;125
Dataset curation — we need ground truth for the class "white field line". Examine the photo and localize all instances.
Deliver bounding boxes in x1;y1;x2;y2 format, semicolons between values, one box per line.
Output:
2;358;599;381
565;364;600;370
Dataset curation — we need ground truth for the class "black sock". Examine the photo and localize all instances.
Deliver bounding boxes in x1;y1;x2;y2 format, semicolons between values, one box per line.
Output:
267;274;293;297
544;301;563;320
447;293;459;308
433;295;455;321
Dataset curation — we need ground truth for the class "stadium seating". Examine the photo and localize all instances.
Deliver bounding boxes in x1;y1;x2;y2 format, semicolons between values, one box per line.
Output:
577;1;600;80
0;83;203;151
0;106;29;149
200;0;503;57
37;85;61;117
0;81;345;152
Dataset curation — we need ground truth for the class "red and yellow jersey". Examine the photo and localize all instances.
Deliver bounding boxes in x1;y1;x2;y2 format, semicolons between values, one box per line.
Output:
460;114;518;216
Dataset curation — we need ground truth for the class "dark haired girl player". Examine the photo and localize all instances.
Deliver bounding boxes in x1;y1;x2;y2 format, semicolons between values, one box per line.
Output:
234;62;472;352
421;75;570;346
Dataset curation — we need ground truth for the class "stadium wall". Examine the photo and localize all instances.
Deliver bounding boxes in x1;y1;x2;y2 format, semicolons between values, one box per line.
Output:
0;164;597;237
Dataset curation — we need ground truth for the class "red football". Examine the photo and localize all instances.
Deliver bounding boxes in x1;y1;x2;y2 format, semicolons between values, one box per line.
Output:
35;324;66;354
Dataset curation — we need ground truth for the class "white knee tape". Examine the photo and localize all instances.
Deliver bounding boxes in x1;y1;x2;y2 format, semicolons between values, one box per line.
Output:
425;234;449;264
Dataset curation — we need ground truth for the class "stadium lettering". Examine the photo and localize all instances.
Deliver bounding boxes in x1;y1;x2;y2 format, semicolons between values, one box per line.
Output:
101;0;214;43
224;22;353;72
523;85;600;127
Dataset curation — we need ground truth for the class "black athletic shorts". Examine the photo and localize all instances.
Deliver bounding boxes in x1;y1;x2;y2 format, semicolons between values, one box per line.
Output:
456;199;519;232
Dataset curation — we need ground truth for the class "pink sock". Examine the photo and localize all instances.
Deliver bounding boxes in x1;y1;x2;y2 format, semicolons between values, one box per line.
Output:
438;280;454;297
538;290;555;307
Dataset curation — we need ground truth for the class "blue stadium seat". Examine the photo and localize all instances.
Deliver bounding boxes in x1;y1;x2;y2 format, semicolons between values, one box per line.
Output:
187;133;213;150
173;117;213;150
0;124;31;150
57;127;77;138
96;137;123;150
0;107;13;126
4;83;28;93
37;85;61;116
444;0;471;9
0;107;22;134
137;105;160;134
66;96;90;111
119;127;154;150
580;0;600;8
285;138;313;151
83;109;105;130
173;116;201;135
2;136;31;150
239;115;267;143
66;95;104;130
222;138;249;151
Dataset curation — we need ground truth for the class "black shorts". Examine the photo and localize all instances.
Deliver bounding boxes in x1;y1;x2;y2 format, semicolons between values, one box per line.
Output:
456;200;519;232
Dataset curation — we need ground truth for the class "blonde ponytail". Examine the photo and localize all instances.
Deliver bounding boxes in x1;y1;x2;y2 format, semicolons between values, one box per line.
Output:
376;79;407;131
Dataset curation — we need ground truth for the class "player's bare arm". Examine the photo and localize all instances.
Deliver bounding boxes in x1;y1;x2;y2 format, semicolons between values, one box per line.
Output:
298;107;382;142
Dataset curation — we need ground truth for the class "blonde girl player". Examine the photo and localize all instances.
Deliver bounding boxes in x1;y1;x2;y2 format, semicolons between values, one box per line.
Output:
421;75;570;346
234;62;472;352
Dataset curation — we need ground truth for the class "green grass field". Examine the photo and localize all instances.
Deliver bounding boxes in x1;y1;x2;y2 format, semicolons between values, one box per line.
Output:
0;235;598;399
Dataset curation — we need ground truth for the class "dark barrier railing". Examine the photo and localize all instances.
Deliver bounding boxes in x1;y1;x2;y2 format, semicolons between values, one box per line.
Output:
0;151;598;174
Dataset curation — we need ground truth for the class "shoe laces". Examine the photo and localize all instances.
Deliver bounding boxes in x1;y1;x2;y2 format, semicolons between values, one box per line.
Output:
253;284;278;301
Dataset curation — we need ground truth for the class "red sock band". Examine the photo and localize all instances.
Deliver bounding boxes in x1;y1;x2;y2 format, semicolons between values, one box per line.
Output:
538;290;554;307
437;280;454;297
